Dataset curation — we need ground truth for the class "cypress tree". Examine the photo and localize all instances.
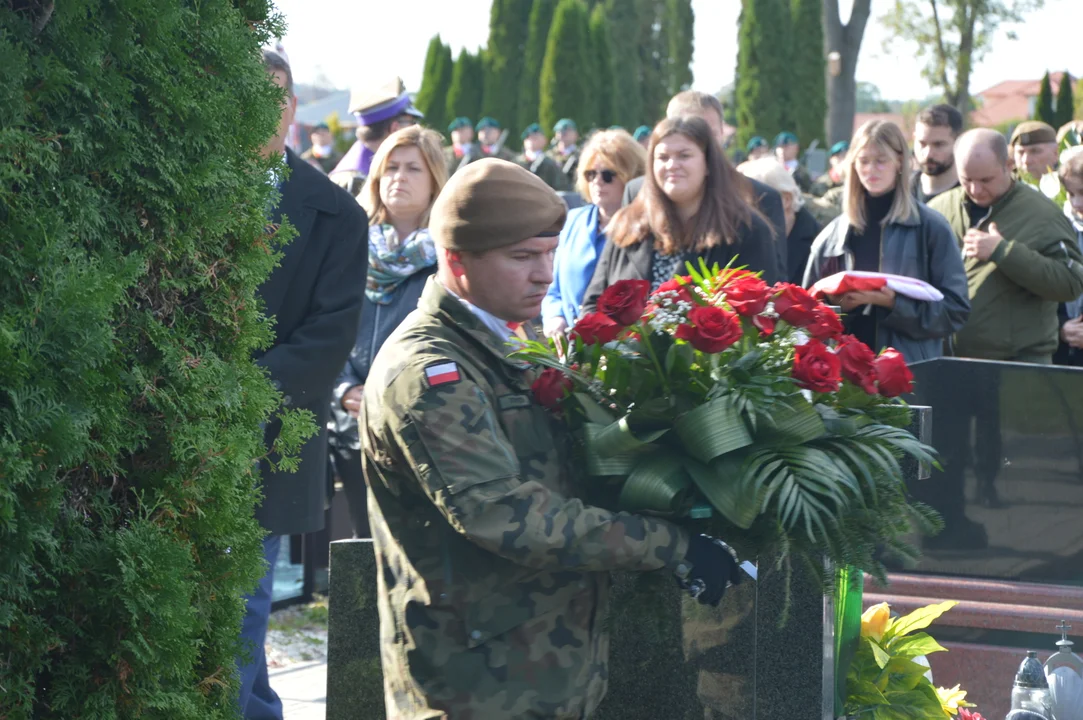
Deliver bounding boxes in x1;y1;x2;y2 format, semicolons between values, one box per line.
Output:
416;36;454;137
446;49;485;124
789;0;826;147
540;0;593;135
1035;71;1055;125
664;0;695;97
736;0;791;147
638;0;669;125
482;0;532;137
589;4;617;129
605;0;645;128
519;0;559;134
1;0;295;715
1055;72;1075;129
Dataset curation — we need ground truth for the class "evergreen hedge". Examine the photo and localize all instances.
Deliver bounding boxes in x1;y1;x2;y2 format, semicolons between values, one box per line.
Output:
518;0;558;136
540;0;592;135
481;0;531;141
1055;71;1075;129
788;0;825;148
1035;71;1055;125
445;49;485;128
0;1;308;716
417;35;454;138
588;4;617;130
736;0;791;147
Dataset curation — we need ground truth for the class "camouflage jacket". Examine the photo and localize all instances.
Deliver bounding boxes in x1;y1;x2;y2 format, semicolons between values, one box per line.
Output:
548;146;580;188
362;277;689;719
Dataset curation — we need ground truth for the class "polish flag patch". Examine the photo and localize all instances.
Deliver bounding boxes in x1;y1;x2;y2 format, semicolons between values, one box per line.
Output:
424;361;461;387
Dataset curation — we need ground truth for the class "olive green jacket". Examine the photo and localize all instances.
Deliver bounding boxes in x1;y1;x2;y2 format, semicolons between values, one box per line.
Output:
929;182;1083;361
361;278;688;719
519;152;569;192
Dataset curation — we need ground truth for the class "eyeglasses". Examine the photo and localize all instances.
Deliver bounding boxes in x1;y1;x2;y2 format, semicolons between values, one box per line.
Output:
584;169;617;184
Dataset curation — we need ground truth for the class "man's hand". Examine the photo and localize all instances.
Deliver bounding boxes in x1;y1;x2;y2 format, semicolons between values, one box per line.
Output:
543;317;568;339
964;222;1004;262
834;287;896;312
675;534;741;607
341;384;364;418
1063;317;1083;349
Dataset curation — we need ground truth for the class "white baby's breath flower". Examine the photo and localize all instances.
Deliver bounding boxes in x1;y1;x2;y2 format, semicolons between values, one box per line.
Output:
1040;171;1062;199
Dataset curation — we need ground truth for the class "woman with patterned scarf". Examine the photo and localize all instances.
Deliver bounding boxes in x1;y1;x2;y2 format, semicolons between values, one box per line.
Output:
331;125;448;536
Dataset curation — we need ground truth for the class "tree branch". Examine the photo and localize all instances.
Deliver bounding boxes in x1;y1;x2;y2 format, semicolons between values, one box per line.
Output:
928;0;952;99
845;0;874;55
824;0;843;47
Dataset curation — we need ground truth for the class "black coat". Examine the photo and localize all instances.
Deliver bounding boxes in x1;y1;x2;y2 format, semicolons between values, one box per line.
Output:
622;175;788;277
786;206;822;285
581;212;778;313
253;149;367;536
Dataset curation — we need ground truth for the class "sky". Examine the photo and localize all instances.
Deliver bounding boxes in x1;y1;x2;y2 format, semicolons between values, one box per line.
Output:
273;0;1082;104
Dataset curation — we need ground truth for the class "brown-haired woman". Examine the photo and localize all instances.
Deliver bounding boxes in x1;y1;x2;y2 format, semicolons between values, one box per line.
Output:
582;116;779;311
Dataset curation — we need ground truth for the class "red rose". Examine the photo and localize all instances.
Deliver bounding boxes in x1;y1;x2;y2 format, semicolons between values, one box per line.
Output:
874;348;914;397
572;312;622;345
835;336;878;394
597;279;651;326
772;283;819;327
724;274;771;316
654;275;695;304
805;304;844;341
792;339;841;393
532;368;572;410
752;315;776;336
674;306;743;353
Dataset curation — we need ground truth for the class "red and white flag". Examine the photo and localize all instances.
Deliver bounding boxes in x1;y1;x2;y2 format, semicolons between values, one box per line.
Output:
425;361;461;387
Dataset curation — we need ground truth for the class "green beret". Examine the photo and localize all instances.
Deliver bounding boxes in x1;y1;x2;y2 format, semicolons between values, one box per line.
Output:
747;136;768;151
429;159;567;253
554;118;577;133
475;116;500;131
830;141;850;157
521;123;543;141
774;131;798;147
448;116;472;133
1010;120;1056;147
633;125;651;141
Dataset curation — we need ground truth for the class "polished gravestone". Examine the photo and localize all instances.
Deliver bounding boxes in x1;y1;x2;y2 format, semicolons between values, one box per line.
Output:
325;539;384;720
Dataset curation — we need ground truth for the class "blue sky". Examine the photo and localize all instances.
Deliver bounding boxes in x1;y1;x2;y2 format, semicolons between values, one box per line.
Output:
273;0;1081;102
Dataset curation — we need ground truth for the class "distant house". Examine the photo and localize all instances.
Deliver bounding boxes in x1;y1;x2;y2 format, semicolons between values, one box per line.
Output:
970;72;1074;128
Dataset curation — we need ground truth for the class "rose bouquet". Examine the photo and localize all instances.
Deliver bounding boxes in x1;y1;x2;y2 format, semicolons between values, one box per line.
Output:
515;263;940;596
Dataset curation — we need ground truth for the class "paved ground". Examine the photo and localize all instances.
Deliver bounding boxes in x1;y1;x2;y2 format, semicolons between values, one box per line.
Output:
266;599;330;719
269;659;328;719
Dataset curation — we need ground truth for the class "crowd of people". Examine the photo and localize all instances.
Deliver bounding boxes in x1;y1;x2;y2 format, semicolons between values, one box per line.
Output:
243;48;1083;720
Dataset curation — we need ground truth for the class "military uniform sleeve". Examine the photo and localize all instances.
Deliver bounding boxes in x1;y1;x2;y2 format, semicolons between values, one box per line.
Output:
387;361;689;573
990;218;1083;302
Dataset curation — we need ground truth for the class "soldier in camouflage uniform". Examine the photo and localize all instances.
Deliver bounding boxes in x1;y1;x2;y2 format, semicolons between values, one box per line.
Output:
548;118;581;189
362;158;738;719
517;123;569;192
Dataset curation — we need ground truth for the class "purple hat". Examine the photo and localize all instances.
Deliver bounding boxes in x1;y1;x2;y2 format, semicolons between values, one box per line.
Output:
349;76;423;126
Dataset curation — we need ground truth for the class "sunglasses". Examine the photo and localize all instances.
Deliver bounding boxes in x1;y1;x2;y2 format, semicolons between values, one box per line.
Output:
584;169;617;184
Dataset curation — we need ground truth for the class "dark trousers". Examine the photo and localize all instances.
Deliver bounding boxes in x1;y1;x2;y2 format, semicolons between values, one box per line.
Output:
330;444;370;538
237;535;283;720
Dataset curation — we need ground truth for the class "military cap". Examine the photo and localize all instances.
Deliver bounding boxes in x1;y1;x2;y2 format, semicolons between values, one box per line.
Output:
475;116;500;131
830;140;850;157
633;125;651;142
429;159;567;253
1010;121;1057;147
448;116;473;133
521;123;544;141
349;76;423;125
774;131;799;147
554;118;578;133
747;136;768;151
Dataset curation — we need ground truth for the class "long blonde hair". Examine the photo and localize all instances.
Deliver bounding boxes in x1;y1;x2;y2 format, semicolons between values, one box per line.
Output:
844;120;916;232
360;125;447;227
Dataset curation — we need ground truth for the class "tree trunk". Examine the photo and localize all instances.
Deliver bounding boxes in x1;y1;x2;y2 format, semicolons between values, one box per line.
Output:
824;0;872;144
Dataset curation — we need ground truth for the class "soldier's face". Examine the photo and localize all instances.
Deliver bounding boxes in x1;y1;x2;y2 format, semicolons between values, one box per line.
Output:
456;236;558;323
479;127;500;146
1015;142;1058;177
452;128;474;146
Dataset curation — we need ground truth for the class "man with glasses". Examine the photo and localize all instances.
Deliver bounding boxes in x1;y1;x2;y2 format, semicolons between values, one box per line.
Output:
328;76;422;197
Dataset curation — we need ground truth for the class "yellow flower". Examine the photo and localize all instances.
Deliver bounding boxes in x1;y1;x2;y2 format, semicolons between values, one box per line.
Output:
861;602;891;642
937;684;972;716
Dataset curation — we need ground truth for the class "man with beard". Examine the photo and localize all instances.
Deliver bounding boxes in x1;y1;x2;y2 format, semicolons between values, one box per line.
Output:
910;104;962;204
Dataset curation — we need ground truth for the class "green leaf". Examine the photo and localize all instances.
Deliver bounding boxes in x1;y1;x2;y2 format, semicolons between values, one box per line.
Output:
574;392;617;426
684;453;761;529
887;631;948;658
756;394;826;445
847;679;889;707
579;424;641;476
673;395;753;463
617;453;693;515
589;415;668;457
882;601;958;643
871;641;891;669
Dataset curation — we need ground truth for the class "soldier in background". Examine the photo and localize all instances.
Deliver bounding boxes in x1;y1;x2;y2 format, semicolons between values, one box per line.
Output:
774;131;812;192
361;158;738;719
1010;120;1059;179
633;124;651;149
746;136;770;161
517;123;569;191
549;117;581;187
444;116;479;177
300;122;342;174
476;116;515;161
810;141;849;197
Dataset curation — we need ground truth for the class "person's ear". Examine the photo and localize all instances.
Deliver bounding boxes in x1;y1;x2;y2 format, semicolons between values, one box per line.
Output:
445;249;466;277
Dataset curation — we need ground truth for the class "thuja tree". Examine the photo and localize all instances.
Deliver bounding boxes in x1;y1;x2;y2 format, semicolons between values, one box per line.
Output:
0;0;309;717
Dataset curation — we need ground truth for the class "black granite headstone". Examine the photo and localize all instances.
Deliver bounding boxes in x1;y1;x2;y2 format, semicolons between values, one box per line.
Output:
325;539;384;720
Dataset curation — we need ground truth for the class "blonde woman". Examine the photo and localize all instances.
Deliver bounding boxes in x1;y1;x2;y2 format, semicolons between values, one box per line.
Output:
802;119;969;362
332;125;447;536
542;129;646;337
739;157;823;284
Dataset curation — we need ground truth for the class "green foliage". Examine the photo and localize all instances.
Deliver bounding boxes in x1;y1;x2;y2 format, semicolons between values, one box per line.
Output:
1055;71;1075;128
519;0;559;136
605;0;645;128
416;35;454;139
789;0;826;147
482;0;532;141
445;49;485;127
636;0;669;126
540;0;592;135
736;0;793;147
0;0;305;716
1035;71;1056;124
588;4;617;129
664;0;695;97
1076;78;1083;120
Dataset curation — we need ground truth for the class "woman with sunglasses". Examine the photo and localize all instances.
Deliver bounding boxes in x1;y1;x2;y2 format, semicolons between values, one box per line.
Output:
542;129;647;337
583;117;778;311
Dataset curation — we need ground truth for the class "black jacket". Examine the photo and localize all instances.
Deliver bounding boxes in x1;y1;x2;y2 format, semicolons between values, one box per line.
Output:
331;266;433;449
581;212;778;313
622;175;788;276
787;206;822;285
253;149;367;536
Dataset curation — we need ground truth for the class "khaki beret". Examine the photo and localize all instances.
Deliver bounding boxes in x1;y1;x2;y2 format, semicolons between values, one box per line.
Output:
429;158;567;253
1010;121;1056;147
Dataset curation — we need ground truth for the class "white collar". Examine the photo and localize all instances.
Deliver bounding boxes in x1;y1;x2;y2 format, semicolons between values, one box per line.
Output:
442;282;524;348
